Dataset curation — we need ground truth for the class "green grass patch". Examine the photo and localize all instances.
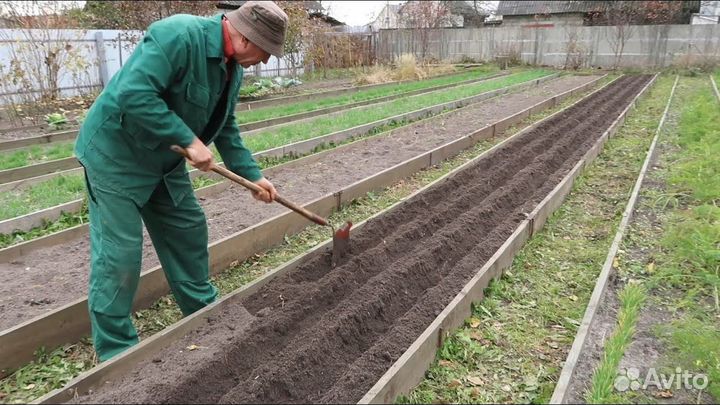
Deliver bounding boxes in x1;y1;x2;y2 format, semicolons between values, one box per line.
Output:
0;142;75;170
236;67;500;124
0;73;597;405
586;284;647;403
243;69;551;152
399;75;675;404
0;208;88;249
0;174;85;221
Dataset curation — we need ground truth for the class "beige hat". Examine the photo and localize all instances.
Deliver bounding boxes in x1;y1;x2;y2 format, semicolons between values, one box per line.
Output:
226;1;288;57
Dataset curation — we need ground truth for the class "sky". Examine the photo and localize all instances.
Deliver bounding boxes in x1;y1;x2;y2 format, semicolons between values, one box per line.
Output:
0;1;499;27
322;1;404;27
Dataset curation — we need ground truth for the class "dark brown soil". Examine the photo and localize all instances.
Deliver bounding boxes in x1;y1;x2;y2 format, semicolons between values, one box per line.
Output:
69;75;652;404
0;75;597;332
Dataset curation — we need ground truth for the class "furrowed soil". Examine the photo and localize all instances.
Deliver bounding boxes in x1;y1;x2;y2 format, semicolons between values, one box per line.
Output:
70;75;652;404
0;75;597;331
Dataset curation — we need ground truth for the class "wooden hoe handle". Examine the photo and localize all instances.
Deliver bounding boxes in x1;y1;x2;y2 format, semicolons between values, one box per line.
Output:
171;145;328;227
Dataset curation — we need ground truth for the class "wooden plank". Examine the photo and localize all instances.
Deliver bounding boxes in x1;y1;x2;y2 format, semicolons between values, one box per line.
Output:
0;200;84;235
0;157;78;184
0;130;77;152
710;75;720;103
0;224;88;264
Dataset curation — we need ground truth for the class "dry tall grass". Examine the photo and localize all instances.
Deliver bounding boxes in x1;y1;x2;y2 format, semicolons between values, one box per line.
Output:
354;53;457;85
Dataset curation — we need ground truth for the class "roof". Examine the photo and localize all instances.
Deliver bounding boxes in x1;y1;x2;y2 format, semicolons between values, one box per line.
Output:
496;1;609;16
448;0;490;16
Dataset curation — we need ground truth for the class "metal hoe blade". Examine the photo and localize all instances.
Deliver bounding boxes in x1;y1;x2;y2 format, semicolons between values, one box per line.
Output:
331;221;352;267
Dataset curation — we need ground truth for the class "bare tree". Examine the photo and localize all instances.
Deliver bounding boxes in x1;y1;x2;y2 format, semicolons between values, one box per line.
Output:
602;2;638;69
0;1;95;125
398;0;452;61
562;24;588;70
276;1;326;78
74;1;217;31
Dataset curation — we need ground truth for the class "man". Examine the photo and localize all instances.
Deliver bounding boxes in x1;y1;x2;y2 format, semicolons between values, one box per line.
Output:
75;1;288;361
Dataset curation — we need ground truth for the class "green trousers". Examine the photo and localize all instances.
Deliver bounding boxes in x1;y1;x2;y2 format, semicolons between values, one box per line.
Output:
85;175;217;362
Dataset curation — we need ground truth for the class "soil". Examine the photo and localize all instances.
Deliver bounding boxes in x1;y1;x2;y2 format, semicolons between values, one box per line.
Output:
0;75;597;332
67;75;652;404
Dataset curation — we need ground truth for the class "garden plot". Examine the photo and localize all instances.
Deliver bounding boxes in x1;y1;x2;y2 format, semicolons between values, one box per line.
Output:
0;74;598;334
0;69;534;188
0;68;494;147
62;75;652;404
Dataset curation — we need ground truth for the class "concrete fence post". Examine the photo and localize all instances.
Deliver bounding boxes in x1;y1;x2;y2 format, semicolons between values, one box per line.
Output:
94;31;109;88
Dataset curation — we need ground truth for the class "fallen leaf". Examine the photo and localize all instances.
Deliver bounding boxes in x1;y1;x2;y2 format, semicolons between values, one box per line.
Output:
569;295;578;302
438;360;455;368
469;317;481;328
186;344;199;351
655;390;673;398
448;379;462;388
466;376;484;386
646;262;655;273
613;257;620;268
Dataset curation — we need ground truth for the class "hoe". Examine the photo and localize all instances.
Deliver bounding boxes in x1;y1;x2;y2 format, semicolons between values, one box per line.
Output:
172;145;352;266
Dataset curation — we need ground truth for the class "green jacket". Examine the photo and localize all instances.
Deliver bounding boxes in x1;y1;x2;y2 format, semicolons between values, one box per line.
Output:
75;13;262;207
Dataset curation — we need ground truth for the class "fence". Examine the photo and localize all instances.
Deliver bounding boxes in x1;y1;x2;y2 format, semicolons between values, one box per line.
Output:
376;23;720;69
0;27;304;106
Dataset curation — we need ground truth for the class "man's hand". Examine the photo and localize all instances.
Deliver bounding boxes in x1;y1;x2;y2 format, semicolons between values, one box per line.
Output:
252;177;278;203
185;137;214;172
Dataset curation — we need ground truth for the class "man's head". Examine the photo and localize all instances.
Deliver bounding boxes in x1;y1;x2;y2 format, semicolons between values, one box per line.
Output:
225;1;288;68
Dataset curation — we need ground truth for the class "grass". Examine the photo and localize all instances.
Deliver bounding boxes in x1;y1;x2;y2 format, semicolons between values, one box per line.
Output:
0;74;603;405
0;142;75;170
646;78;720;400
587;76;720;403
398;74;676;404
236;67;500;124
0;174;85;221
586;284;647;403
243;69;551;152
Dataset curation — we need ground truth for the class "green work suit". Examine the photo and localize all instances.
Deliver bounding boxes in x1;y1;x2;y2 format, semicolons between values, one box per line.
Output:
75;13;263;362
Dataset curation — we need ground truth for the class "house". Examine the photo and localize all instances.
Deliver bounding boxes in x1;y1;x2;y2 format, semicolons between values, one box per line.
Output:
496;1;608;27
368;3;401;32
445;0;489;27
369;1;488;31
691;0;720;24
496;1;700;27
